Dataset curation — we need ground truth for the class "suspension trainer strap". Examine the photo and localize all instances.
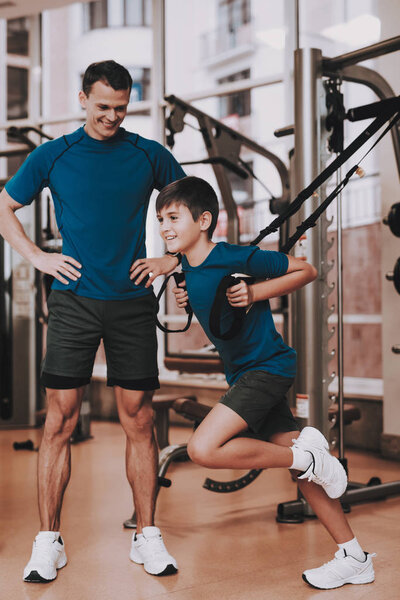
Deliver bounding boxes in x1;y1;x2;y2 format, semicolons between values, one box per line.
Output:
209;275;255;341
250;110;395;246
281;110;400;253
155;272;193;333
208;106;400;341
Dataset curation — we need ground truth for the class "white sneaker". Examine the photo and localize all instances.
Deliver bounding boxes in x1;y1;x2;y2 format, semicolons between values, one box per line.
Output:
23;531;67;583
293;427;348;498
303;548;376;589
130;526;178;576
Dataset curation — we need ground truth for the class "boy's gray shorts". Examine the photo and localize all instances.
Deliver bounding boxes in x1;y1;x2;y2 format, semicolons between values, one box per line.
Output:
220;370;300;441
41;290;159;391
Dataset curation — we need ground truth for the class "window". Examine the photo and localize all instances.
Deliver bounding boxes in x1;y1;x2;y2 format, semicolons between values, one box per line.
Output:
7;67;28;120
218;69;251;118
84;0;151;31
217;0;251;33
80;66;151;103
125;0;152;27
129;67;151;102
227;160;253;206
7;18;29;56
84;0;108;31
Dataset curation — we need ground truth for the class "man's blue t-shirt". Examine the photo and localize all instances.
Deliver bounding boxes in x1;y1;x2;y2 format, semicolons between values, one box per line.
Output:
182;242;297;384
5;126;185;300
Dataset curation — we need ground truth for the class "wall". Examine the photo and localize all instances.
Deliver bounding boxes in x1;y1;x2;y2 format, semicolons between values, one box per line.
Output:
376;0;400;459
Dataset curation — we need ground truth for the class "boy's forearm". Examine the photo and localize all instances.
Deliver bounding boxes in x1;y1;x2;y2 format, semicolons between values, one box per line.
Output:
250;265;317;302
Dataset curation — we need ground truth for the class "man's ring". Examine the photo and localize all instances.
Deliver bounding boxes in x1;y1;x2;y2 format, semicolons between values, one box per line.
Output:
149;271;154;278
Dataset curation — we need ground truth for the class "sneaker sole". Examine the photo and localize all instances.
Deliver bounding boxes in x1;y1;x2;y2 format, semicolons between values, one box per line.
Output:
324;458;348;499
152;564;178;577
302;573;375;589
130;551;177;576
24;570;57;583
23;555;67;583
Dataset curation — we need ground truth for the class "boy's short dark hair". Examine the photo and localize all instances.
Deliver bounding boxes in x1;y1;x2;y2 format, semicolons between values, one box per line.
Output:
82;60;132;96
156;176;219;239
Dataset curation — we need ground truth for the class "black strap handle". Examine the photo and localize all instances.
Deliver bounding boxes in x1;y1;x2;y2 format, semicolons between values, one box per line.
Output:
209;275;255;341
155;272;193;333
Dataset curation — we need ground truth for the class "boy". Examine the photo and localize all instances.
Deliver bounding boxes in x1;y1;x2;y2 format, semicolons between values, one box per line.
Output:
155;175;376;590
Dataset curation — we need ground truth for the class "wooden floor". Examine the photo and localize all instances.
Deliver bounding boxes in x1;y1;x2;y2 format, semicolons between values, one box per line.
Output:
1;421;400;600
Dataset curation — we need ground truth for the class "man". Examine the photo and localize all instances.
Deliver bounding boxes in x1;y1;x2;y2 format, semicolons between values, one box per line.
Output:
0;60;185;582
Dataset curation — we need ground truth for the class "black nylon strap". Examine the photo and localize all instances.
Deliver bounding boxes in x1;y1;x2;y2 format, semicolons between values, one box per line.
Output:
281;110;400;254
208;105;400;341
157;98;400;339
209;276;246;340
208;275;255;340
155;272;193;333
250;110;394;246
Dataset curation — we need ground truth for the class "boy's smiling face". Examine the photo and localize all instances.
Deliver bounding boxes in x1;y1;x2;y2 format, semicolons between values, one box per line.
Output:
157;201;210;256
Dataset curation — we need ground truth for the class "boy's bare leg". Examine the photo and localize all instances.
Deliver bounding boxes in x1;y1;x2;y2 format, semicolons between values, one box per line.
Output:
187;403;294;469
114;387;158;533
38;387;84;531
189;406;354;543
271;431;354;544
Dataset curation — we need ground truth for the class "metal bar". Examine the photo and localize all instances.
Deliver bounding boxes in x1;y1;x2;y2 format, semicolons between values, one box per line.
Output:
277;480;400;518
0;148;30;158
295;0;300;50
336;165;345;460
197;114;239;243
331;64;400;182
180;75;283;103
0;75;283;131
0;19;7;180
151;0;166;144
323;35;400;71
341;481;400;504
292;47;329;437
166;94;290;207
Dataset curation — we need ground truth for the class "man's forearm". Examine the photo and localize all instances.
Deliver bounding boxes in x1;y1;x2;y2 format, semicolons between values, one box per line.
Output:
0;205;43;264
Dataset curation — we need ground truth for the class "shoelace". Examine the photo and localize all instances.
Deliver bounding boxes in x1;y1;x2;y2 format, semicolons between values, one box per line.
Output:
293;437;334;486
306;470;330;487
142;535;168;557
322;556;342;569
32;537;58;564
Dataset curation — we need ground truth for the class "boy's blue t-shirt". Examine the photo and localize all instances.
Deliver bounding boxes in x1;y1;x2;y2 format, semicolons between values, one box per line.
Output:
5;126;185;300
182;242;297;384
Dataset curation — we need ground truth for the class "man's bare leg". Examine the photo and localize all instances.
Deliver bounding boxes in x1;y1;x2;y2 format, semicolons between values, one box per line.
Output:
24;387;83;582
115;387;177;576
38;387;84;531
114;387;158;533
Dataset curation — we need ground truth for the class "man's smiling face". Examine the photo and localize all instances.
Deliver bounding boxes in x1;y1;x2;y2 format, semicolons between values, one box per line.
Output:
79;80;130;141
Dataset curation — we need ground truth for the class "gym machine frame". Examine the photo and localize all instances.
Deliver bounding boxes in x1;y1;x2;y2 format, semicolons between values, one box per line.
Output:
277;36;400;522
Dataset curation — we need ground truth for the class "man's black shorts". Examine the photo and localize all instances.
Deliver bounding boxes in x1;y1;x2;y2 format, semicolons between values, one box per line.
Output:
220;370;300;441
41;290;159;391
